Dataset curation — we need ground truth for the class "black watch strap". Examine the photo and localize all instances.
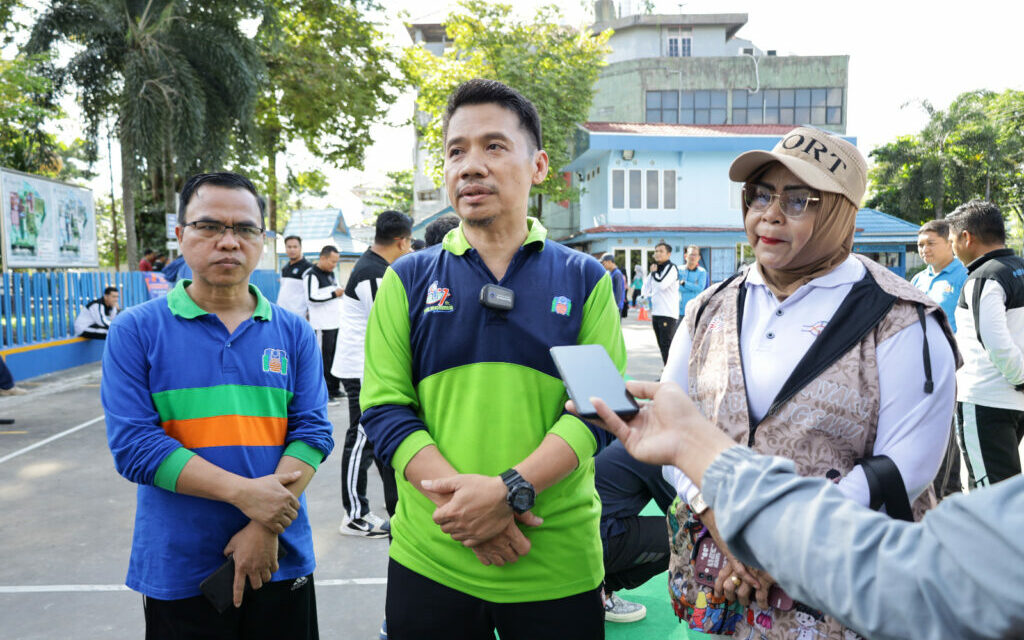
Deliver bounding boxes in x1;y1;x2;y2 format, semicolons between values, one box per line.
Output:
500;468;524;486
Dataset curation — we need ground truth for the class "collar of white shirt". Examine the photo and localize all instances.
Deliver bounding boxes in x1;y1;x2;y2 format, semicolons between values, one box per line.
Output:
745;254;866;300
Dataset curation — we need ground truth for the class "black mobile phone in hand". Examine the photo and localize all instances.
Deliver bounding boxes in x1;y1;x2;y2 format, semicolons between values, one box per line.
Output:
550;344;639;420
200;545;288;613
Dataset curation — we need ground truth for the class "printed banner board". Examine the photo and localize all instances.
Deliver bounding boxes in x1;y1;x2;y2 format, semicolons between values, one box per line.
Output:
1;168;98;267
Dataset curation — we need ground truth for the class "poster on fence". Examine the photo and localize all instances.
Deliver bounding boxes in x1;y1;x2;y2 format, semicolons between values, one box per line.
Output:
0;167;98;268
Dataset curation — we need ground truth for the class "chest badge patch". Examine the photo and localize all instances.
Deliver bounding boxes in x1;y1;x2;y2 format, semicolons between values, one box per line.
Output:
551;296;572;316
262;348;288;375
424;280;454;313
802;320;828;337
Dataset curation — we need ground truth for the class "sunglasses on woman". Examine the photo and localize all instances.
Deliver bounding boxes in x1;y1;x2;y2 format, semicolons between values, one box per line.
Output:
743;184;821;219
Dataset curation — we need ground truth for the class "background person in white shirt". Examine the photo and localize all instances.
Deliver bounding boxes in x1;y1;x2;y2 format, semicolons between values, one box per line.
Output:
947;200;1024;487
277;235;313;318
74;286;119;339
304;245;344;405
641;242;680;363
659;127;958;639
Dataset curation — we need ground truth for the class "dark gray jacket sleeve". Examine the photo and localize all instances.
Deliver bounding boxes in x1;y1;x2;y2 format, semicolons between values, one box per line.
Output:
701;446;1024;640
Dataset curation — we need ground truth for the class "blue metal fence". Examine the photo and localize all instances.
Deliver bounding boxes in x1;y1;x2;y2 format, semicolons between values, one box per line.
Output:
0;269;280;349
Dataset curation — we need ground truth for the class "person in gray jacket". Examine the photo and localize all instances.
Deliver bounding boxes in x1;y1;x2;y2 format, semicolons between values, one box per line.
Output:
575;380;1024;640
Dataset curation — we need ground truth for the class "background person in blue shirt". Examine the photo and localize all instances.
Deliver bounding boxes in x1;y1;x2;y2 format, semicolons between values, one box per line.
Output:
911;219;968;332
601;254;627;319
678;245;708;316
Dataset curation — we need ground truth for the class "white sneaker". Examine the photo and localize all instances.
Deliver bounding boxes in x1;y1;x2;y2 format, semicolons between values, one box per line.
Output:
327;397;341;407
604;593;646;623
0;386;27;396
339;514;389;538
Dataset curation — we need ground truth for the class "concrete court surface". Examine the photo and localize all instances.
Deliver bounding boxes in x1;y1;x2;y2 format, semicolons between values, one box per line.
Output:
0;314;664;639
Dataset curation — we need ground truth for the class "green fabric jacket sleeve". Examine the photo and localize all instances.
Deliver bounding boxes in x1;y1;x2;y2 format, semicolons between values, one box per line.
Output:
359;268;436;475
550;272;628;460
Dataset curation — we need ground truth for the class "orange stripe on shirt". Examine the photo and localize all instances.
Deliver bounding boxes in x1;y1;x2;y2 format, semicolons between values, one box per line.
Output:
162;415;288;449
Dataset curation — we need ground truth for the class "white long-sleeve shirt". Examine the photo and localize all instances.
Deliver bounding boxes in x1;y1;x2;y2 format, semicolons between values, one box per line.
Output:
662;255;956;509
641;261;680;318
955;277;1024;410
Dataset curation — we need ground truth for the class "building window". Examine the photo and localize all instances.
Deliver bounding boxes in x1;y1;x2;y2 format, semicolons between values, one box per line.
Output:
646;90;678;123
628;170;642;209
611;169;677;210
666;33;691;58
729;181;743;210
646;170;659;209
663;170;676;209
681;90;727;125
759;88;843;126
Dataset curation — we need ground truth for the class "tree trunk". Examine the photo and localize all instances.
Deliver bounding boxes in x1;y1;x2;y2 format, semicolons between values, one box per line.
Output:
121;139;138;270
268;149;278;233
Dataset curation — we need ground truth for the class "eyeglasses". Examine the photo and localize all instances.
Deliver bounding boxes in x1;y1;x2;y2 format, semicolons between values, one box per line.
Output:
184;220;265;241
743;184;821;219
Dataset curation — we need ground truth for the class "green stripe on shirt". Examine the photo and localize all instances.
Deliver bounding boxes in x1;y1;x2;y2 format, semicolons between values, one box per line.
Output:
151;384;293;421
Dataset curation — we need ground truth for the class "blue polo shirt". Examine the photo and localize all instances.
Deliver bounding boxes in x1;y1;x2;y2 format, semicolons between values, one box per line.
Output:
102;280;333;599
680;265;709;315
911;258;968;332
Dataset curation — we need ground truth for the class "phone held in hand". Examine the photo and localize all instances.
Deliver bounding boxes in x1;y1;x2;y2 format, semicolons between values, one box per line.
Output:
550;344;639;420
199;546;288;613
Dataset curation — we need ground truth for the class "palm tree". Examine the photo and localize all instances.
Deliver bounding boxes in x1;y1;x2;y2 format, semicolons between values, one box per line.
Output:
27;0;262;267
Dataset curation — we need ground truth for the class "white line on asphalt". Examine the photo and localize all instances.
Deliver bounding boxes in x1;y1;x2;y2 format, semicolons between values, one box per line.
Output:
0;579;388;593
0;415;105;465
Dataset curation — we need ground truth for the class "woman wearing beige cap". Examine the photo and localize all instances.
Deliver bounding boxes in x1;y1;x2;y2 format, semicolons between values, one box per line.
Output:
659;127;961;639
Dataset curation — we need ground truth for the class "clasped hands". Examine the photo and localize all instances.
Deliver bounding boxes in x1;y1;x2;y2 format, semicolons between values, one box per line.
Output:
421;474;542;567
223;470;303;607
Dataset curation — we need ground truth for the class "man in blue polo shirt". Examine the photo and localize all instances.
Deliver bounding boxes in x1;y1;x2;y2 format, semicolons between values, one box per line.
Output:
912;219;968;332
102;172;333;639
912;218;969;497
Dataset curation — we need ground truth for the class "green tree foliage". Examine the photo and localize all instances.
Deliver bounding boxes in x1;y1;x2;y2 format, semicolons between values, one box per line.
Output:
867;90;1024;226
253;0;401;231
362;169;413;217
402;1;612;213
27;0;264;267
0;53;62;175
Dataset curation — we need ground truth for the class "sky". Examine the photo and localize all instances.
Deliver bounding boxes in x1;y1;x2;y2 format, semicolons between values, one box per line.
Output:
32;0;1024;224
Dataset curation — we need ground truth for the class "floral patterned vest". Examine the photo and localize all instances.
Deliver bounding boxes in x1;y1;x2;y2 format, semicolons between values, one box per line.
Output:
666;255;959;639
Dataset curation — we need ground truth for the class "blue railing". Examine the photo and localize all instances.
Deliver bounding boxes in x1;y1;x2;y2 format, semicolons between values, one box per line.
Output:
0;269;280;349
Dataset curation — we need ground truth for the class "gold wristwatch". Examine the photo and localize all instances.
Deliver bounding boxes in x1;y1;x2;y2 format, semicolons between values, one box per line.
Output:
690;491;710;516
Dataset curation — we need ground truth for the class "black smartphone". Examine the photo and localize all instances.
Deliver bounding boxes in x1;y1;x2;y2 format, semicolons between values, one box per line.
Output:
200;545;288;613
550;344;639;420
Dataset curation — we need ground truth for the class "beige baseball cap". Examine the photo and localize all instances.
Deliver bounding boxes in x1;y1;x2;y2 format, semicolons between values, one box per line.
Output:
728;126;867;206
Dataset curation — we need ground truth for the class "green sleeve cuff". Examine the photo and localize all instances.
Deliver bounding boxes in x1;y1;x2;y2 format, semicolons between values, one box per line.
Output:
283;440;325;471
550;413;597;464
391;429;437;478
153;447;197;492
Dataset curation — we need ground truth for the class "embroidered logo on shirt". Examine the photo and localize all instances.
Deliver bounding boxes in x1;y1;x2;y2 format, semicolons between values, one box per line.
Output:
551;296;572;316
424;280;454;313
802;321;828;337
261;348;288;375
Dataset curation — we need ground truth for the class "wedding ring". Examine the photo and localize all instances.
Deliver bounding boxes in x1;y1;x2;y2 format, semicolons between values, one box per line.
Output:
730;575;742;587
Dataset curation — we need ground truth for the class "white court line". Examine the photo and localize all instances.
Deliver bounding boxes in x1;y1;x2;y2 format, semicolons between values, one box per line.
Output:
0;415;105;465
0;579;387;594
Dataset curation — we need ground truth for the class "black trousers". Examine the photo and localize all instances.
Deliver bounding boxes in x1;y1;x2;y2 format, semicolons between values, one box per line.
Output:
316;329;340;397
956;401;1024;487
143;574;317;640
651;315;678;364
932;419;963;498
603;515;670;593
385;559;604;640
340;378;398;519
631;290;641;307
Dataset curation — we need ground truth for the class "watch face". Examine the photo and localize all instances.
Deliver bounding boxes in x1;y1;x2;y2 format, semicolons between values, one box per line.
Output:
510;486;536;512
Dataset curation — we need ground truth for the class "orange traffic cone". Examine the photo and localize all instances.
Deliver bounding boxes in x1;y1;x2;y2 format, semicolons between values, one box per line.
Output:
637;306;650;321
